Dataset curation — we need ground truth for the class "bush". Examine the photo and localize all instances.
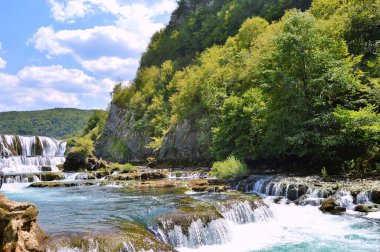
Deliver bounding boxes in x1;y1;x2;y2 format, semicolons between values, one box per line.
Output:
210;156;249;181
321;167;329;179
71;137;94;157
110;163;138;173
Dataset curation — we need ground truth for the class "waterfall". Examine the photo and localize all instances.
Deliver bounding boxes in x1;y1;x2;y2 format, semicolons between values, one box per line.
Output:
356;191;372;205
0;134;66;174
335;191;355;210
154;200;273;249
245;176;379;209
162;218;232;248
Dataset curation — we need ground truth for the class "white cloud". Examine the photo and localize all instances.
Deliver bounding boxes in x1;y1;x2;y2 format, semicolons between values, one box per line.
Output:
0;57;6;69
48;0;93;22
0;65;114;111
30;25;143;59
47;0;177;23
30;0;178;79
30;26;72;57
0;72;19;89
18;65;107;97
80;56;139;77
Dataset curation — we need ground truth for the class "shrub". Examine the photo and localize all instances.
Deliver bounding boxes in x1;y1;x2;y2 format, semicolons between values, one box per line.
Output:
210;156;249;181
321;167;329;179
71;137;94;157
111;163;138;173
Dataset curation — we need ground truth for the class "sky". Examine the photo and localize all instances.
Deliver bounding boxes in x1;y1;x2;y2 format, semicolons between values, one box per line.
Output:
0;0;177;112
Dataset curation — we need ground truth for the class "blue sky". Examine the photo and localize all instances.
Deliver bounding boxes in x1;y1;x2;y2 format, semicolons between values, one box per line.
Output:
0;0;177;111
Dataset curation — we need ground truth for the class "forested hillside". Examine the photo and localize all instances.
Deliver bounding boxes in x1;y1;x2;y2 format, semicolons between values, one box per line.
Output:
141;0;312;68
98;0;380;174
0;108;95;139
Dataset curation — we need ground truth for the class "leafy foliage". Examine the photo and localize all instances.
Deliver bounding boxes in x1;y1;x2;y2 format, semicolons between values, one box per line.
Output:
67;110;108;158
210;156;249;181
108;0;380;174
71;137;94;157
140;0;312;68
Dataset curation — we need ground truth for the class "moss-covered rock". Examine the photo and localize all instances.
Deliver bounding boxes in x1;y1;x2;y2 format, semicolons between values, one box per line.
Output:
63;152;87;172
286;185;298;201
354;204;379;213
47;222;176;252
107;170;168;181
129;180;179;189
40;172;65;181
0;194;47;252
154;198;223;237
372;190;380;204
33;136;44;156
40;166;52;172
319;198;346;215
188;179;228;192
29;181;96;188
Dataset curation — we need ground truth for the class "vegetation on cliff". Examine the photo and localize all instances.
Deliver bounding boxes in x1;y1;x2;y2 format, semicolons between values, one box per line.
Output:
106;0;380;174
64;110;108;171
0;108;95;139
140;0;312;68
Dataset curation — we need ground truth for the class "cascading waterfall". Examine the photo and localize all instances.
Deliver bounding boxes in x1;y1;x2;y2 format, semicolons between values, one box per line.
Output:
165;219;232;248
153;201;273;249
0;134;66;174
246;176;379;210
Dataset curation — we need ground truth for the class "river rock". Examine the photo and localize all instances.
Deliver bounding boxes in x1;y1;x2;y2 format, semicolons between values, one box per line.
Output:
40;172;65;181
29;181;97;188
354;204;379;213
371;190;380;204
154;198;223;237
47;222;176;252
63;151;88;172
107;170;168;181
0;194;47;251
319;198;346;215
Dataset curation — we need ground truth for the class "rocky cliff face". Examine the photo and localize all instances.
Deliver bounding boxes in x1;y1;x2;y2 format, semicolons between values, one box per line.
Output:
96;105;153;163
0;194;47;252
158;119;209;166
96;104;210;165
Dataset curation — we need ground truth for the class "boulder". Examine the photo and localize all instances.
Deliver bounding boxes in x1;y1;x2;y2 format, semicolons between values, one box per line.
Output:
371;190;380;204
154;198;223;237
29;181;96;188
40;166;52;172
40;172;65;181
319;198;346;215
0;194;47;251
63;152;87;172
107;171;168;181
354;204;379;213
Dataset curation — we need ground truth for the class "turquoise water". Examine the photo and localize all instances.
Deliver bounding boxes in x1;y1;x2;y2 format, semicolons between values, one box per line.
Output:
1;183;223;234
2;183;380;251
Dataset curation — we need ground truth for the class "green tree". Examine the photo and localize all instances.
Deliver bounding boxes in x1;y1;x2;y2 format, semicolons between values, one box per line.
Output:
259;11;360;166
212;88;266;160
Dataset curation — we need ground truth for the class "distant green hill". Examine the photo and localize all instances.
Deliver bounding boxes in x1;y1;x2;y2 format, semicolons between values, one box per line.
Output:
0;108;97;139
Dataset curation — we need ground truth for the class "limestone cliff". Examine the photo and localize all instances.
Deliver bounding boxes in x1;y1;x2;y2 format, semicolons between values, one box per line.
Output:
0;194;47;252
95;105;153;163
96;104;210;165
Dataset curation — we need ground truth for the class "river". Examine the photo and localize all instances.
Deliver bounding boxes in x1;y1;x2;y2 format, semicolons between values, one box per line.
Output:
2;179;380;252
